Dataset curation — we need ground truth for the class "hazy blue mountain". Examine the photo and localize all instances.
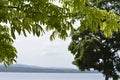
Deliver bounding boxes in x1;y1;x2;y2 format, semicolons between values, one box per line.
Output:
0;64;81;73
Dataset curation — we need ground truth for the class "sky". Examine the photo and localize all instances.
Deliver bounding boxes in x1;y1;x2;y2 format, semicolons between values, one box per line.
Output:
13;32;77;68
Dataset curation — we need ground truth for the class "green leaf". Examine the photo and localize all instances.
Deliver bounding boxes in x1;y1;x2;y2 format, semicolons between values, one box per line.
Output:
101;22;107;31
11;28;16;39
22;29;27;37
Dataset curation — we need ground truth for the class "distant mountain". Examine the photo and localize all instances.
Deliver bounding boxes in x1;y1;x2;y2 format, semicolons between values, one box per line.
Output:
0;64;81;73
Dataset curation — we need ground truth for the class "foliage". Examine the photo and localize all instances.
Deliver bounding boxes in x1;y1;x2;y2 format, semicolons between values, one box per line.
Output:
68;29;120;80
67;1;120;80
0;0;73;40
60;0;120;37
1;0;120;39
0;26;17;66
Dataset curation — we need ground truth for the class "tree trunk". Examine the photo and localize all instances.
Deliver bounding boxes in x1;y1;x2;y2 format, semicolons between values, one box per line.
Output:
105;75;109;80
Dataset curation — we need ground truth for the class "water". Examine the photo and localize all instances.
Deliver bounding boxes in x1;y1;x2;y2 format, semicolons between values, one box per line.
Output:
0;73;106;80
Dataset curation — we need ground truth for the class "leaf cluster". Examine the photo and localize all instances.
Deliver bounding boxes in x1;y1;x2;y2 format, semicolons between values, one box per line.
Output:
0;0;73;40
0;25;17;67
60;0;120;37
68;29;120;80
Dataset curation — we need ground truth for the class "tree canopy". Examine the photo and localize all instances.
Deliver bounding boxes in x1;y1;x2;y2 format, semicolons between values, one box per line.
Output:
68;0;120;80
62;0;120;37
68;29;120;80
1;0;120;39
0;0;73;40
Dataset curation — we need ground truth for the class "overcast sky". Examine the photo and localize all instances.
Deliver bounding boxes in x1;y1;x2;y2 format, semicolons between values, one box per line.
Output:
13;32;77;68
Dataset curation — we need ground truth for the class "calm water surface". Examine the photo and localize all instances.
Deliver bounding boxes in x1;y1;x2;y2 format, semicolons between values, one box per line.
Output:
0;73;109;80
